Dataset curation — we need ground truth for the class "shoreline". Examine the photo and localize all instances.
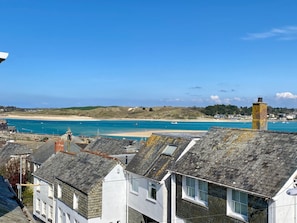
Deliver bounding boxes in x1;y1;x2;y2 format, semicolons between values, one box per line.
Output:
104;130;207;138
1;114;253;123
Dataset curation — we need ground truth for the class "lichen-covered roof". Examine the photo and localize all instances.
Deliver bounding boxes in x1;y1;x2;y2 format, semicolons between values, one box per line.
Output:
0;176;30;223
126;133;198;181
33;152;76;184
28;139;81;165
84;137;139;154
56;151;119;194
0;143;31;164
171;127;297;198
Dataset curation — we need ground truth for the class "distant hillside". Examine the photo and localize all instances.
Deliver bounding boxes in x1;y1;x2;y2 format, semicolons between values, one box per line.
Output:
4;106;207;120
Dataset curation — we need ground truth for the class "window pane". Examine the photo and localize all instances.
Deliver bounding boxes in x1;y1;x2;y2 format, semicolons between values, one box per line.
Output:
241;204;248;216
240;192;248;203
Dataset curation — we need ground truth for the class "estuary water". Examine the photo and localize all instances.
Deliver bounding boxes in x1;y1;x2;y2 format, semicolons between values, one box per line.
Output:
5;119;297;138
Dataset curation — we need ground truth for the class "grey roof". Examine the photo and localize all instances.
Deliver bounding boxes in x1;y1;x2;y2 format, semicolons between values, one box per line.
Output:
126;133;195;181
84;137;139;154
28;139;81;165
0;143;31;164
171;127;297;198
0;176;30;223
56;151;119;194
33;152;76;184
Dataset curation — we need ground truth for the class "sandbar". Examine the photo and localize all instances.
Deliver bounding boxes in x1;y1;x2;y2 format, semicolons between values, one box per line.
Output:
105;130;207;138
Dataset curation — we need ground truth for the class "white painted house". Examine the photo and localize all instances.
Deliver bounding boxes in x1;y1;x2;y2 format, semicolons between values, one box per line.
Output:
126;133;202;223
33;152;75;222
54;150;126;223
170;127;297;223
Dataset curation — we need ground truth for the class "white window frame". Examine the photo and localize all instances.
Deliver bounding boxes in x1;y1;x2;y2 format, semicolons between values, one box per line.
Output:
73;193;79;210
36;198;41;212
36;178;40;192
58;184;62;198
48;205;53;220
227;188;248;222
148;181;157;201
182;176;208;207
48;185;53;198
130;175;139;194
41;201;46;216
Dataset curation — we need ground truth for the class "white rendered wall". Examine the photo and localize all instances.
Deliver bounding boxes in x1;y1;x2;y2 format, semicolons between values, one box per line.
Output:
33;177;55;222
270;169;297;223
127;172;167;222
55;200;91;223
101;164;127;223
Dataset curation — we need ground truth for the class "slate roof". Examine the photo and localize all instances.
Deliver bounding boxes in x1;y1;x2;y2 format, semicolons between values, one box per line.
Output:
28;139;81;165
0;143;31;164
171;127;297;198
33;152;76;184
0;176;30;223
84;137;139;154
56;151;120;194
126;133;200;181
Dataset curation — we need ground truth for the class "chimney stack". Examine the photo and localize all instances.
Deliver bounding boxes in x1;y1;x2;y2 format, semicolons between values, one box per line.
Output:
252;97;267;130
55;140;64;153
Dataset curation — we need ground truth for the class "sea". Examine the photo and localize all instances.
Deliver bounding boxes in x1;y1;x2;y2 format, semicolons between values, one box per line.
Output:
5;119;297;140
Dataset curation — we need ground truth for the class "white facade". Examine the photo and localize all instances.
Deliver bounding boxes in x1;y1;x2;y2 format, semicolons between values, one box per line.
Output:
55;164;126;223
101;163;127;222
127;172;168;222
33;177;55;223
269;169;297;223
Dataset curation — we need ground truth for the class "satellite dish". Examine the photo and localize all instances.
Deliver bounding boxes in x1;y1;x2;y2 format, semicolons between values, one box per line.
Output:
286;188;297;196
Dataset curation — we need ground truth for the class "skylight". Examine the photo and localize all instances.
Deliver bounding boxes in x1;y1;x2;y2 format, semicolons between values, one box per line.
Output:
162;145;177;156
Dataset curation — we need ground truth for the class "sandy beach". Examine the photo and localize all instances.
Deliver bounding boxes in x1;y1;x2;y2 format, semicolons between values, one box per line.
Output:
1;114;250;138
104;130;207;137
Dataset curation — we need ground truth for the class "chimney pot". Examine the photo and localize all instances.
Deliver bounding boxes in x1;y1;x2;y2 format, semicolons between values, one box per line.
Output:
258;97;263;102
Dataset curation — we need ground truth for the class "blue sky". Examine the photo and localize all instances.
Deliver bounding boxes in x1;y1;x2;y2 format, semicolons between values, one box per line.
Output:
1;0;297;108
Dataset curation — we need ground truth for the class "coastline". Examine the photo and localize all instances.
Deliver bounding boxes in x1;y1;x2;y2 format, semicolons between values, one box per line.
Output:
104;130;207;138
1;114;252;123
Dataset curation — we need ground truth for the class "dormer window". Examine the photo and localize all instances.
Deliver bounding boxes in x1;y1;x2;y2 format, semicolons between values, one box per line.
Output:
162;145;177;156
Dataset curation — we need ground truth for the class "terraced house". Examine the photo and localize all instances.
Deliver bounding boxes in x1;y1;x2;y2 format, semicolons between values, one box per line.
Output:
126;132;204;223
54;151;126;223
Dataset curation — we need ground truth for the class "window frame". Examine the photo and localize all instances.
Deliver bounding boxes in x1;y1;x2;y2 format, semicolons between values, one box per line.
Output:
182;176;208;207
48;185;53;198
130;175;139;194
147;181;157;201
57;184;62;198
73;193;79;210
227;188;248;222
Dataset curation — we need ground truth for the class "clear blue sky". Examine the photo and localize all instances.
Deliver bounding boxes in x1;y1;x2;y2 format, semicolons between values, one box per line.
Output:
1;0;297;108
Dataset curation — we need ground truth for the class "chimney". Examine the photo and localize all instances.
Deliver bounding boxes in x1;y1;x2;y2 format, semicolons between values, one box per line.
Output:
55;140;64;153
252;97;267;130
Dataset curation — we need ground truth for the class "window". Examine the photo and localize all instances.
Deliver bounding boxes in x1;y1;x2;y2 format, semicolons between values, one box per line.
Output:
73;193;79;210
131;175;139;193
182;176;208;207
227;189;248;222
58;184;62;198
148;181;157;200
41;201;46;216
48;205;53;220
162;145;177;156
36;178;40;192
48;185;53;198
36;198;40;212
